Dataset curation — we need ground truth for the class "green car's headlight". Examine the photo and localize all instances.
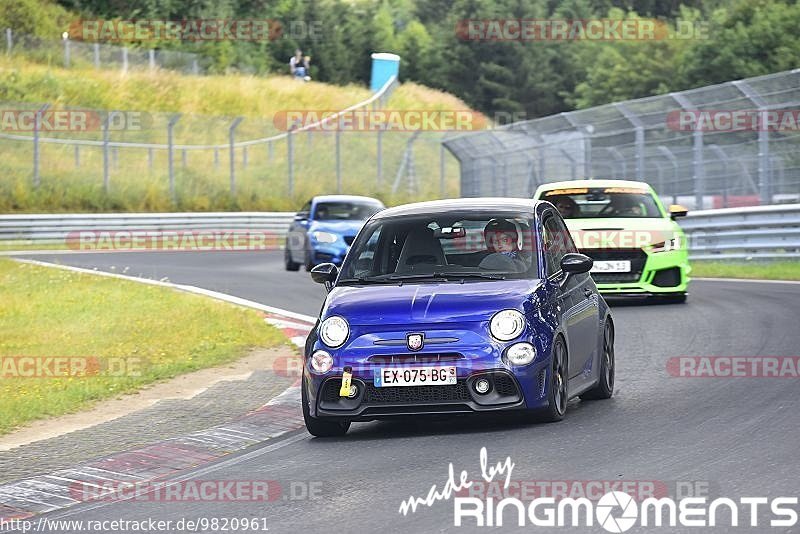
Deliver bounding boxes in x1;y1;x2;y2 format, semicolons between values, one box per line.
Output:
650;236;682;253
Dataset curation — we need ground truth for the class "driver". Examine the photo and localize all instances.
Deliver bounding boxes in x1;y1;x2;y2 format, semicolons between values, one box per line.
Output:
553;196;579;218
480;218;529;271
608;195;643;217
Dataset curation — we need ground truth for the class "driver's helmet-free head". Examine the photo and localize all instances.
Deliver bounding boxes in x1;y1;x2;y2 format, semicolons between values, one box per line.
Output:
609;194;641;215
484;218;519;253
554;196;578;218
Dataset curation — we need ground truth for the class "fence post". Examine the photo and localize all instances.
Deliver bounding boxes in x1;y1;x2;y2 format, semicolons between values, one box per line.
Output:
33;104;50;189
74;145;80;168
268;140;274;161
376;129;383;186
181;149;187;168
147;147;154;171
93;43;100;68
63;35;70;67
229;117;244;196
102;111;116;193
192;60;199;75
243;146;248;169
692;129;705;209
287;130;294;196
149;49;155;70
758;113;771;204
5;28;11;55
335;129;342;193
122;47;128;73
214;147;219;169
167;114;181;200
439;144;445;197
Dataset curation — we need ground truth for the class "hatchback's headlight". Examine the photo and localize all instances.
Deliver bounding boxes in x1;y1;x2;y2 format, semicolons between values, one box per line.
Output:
311;231;338;244
319;316;349;348
311;350;333;373
650;236;682;253
506;343;537;366
490;309;526;341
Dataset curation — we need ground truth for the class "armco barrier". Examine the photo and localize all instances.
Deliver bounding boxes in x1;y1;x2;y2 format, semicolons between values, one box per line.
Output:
0;205;798;259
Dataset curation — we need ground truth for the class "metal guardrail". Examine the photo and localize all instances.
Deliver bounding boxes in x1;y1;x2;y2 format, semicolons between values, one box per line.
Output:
1;205;797;259
0;213;294;245
680;204;800;260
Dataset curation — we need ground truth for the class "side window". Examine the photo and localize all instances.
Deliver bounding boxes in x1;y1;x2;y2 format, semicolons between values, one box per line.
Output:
542;213;577;275
351;227;382;276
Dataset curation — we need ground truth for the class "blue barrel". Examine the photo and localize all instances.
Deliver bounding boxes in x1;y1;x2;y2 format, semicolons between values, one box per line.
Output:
370;53;401;92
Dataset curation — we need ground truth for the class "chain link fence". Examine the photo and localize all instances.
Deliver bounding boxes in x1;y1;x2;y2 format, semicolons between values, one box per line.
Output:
0;77;460;211
4;28;208;74
444;69;800;209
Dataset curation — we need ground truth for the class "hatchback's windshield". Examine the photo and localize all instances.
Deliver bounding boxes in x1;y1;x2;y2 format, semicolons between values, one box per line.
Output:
314;201;383;221
339;212;539;283
543;187;662;219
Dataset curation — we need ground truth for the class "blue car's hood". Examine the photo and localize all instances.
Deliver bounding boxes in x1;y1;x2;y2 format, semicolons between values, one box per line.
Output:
323;279;543;326
310;220;365;235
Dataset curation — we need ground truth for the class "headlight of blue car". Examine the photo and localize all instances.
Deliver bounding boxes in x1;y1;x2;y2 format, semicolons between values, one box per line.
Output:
311;231;338;244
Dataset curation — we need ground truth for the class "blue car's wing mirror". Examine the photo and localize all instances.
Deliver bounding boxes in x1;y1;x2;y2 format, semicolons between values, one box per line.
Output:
311;263;339;290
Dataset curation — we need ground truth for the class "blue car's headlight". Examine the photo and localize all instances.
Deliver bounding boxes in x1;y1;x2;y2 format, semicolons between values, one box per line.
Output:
505;343;537;366
319;316;349;348
490;309;526;341
311;231;338;244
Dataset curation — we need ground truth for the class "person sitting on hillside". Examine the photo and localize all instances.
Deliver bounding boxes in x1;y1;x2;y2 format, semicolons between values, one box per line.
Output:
290;49;310;80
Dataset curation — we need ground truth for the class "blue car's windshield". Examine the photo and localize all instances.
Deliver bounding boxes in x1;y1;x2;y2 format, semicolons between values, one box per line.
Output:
339;211;539;283
542;187;662;219
314;201;383;221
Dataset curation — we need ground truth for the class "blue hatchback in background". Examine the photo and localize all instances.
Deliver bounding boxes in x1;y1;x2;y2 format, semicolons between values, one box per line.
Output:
301;198;615;437
285;195;385;272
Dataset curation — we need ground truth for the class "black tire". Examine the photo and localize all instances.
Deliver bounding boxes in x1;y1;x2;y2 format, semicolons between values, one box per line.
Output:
581;319;615;400
304;249;314;272
536;335;568;423
284;244;300;271
302;381;350;437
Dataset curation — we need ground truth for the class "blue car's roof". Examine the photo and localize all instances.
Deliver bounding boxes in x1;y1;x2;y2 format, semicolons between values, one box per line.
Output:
374;198;544;219
313;195;384;205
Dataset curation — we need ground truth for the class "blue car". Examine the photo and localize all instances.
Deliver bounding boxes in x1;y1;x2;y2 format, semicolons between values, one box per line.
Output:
302;198;615;436
285;195;385;272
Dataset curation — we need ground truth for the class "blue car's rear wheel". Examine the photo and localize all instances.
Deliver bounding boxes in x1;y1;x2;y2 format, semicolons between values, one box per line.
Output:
284;244;300;271
581;319;615;400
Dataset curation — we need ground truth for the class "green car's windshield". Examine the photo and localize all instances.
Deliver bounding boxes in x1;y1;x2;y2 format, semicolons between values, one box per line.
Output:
543;187;662;219
339;211;540;283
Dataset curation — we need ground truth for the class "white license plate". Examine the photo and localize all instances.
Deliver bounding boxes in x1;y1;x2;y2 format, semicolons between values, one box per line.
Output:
374;366;457;387
591;260;631;273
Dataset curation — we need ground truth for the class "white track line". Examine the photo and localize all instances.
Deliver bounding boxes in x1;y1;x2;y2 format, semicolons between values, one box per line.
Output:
13;258;317;323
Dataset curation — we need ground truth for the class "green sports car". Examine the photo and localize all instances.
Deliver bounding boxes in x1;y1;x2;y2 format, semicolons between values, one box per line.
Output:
533;179;691;302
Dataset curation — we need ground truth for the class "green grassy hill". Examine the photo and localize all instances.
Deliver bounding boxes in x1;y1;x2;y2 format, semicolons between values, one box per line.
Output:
0;57;481;212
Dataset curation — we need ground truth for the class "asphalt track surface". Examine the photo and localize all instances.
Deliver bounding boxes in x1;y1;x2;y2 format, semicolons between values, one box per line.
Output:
14;251;800;533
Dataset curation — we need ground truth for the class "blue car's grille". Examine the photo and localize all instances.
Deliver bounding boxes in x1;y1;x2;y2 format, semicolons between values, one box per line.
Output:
367;353;464;364
321;379;470;404
365;382;471;404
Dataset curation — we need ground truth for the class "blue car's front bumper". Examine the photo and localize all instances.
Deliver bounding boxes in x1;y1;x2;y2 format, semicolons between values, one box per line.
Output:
308;243;349;266
304;323;555;421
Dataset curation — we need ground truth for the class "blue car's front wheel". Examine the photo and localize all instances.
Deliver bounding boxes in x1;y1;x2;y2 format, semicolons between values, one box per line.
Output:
537;336;568;423
302;379;350;437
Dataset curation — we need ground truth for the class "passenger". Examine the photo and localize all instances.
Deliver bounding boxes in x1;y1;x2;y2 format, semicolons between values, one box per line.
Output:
554;196;579;218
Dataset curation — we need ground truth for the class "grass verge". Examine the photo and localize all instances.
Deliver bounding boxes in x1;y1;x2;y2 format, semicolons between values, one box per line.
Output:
692;261;800;281
0;258;286;434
